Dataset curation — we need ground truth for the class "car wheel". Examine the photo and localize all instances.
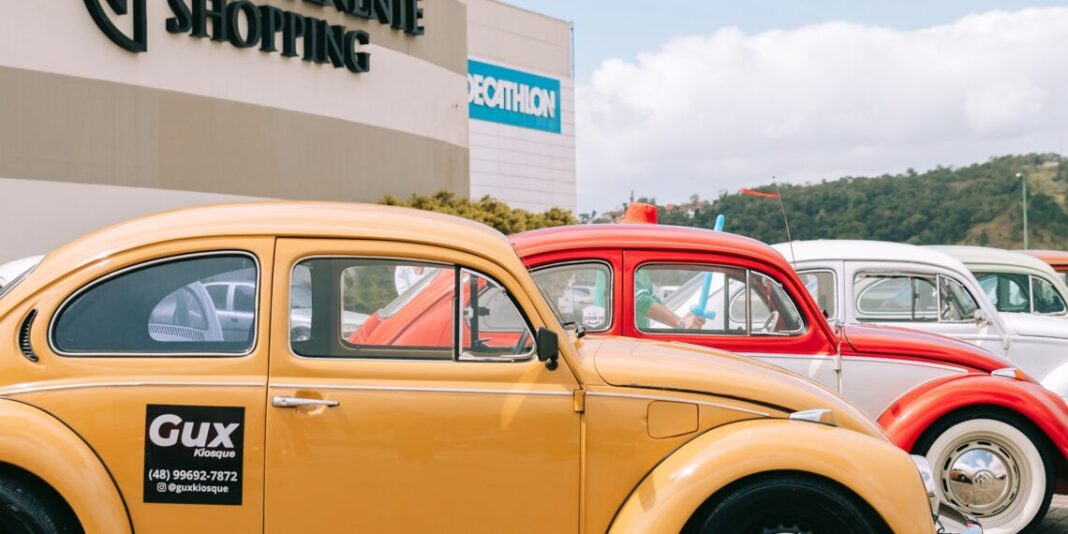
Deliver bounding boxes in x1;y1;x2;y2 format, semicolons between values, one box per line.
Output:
683;475;887;534
0;477;81;534
914;412;1052;534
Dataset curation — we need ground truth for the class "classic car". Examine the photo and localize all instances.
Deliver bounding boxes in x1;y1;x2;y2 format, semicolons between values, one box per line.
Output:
774;240;1068;402
1023;249;1068;287
0;255;43;290
928;246;1068;318
0;202;960;533
509;224;1066;534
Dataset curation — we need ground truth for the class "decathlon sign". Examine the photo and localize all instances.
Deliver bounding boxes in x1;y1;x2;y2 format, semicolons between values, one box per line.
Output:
468;60;561;134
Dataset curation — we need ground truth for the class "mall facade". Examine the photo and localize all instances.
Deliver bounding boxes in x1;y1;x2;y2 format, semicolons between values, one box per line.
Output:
0;0;575;263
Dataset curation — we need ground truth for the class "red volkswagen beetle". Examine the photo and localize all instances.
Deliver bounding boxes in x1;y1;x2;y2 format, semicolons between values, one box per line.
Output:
510;222;1068;534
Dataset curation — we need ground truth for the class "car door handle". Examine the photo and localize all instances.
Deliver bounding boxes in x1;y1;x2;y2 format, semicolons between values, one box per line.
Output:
272;396;340;408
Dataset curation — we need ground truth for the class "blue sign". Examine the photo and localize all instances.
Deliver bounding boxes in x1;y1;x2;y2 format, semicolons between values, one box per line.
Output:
468;59;562;134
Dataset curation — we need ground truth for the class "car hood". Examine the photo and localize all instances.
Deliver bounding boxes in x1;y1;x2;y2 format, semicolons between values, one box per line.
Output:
1002;313;1068;339
585;336;886;440
842;323;1010;373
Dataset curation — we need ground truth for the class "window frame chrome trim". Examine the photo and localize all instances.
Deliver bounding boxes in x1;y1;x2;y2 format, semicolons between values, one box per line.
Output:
633;262;809;338
288;255;540;364
47;250;262;358
853;270;940;322
530;259;616;333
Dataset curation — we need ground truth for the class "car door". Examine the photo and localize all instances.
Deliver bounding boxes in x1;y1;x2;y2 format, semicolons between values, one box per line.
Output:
12;240;274;533
263;239;580;533
619;251;840;392
846;262;1009;357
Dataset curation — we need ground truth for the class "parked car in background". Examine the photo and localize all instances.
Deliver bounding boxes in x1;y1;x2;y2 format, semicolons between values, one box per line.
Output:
512;225;1064;534
775;240;1068;402
929;246;1068;318
0;255;42;290
1023;249;1068;287
0;203;957;534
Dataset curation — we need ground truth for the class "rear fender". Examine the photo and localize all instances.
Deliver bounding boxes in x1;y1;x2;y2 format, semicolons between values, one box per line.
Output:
608;419;933;534
0;399;131;533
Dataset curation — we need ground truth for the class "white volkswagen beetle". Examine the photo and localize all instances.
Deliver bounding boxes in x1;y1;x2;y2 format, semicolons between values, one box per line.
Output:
773;240;1068;400
928;246;1068;319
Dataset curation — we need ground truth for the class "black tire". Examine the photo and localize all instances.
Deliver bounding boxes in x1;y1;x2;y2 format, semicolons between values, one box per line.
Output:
0;477;81;534
683;475;888;534
912;409;1054;534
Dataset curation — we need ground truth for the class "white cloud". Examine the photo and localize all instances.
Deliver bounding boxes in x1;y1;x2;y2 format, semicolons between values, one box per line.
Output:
576;8;1068;212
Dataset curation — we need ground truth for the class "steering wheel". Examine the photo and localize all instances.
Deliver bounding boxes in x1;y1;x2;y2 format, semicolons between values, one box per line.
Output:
757;311;780;333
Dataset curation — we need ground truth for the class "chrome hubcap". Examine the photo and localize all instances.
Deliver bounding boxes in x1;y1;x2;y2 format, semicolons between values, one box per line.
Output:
941;439;1020;517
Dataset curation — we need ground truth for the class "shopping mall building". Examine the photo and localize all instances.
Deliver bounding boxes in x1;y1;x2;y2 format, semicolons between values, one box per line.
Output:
0;0;575;263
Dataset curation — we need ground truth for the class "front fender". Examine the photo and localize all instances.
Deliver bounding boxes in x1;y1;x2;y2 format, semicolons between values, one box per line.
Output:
608;419;933;534
878;374;1068;460
1039;361;1068;400
0;399;130;533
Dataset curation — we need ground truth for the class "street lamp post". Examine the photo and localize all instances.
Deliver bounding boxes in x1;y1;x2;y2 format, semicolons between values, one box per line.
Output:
1018;172;1029;249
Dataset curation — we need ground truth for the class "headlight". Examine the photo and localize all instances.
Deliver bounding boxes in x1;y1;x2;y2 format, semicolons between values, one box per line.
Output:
911;454;939;521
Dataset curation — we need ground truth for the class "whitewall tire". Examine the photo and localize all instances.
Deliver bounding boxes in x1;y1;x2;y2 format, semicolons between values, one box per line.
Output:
916;415;1052;534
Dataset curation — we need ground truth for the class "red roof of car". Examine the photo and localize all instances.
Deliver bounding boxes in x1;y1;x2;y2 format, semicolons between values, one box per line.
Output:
1020;249;1068;269
512;224;791;272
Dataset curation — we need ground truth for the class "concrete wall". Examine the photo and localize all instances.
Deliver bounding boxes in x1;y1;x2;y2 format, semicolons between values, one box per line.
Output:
467;0;576;213
0;0;471;261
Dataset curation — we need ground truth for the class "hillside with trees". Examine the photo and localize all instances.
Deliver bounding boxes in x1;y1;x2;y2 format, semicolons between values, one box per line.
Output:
379;191;576;234
633;154;1068;249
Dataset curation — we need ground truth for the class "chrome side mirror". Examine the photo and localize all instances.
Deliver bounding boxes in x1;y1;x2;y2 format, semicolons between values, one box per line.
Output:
974;309;991;327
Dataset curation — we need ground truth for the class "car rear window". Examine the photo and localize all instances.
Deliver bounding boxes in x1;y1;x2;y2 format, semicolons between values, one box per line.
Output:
51;253;258;356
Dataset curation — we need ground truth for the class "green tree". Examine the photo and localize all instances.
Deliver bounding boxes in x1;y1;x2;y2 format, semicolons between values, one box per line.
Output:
379;191;577;235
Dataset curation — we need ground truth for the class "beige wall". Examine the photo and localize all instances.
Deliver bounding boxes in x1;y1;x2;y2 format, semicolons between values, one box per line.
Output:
0;66;469;202
0;0;471;256
0;177;262;264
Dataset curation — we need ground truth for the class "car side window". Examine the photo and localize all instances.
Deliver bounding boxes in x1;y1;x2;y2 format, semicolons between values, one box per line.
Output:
459;269;535;361
798;270;837;319
939;276;979;322
1032;276;1067;315
636;264;804;336
531;262;612;332
854;273;938;322
51;253;258;355
291;258;534;362
976;273;1030;313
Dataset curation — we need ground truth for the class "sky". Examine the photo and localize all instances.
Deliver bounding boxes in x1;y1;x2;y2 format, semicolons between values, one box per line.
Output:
506;1;1068;214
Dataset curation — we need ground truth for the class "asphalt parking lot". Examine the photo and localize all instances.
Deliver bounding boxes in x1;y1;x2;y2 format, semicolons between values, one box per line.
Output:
1035;495;1068;533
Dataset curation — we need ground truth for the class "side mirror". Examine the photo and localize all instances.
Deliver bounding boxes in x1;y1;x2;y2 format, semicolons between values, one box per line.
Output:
974;309;991;327
536;327;560;371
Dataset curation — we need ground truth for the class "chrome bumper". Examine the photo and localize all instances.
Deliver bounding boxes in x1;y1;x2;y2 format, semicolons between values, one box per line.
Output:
936;502;982;534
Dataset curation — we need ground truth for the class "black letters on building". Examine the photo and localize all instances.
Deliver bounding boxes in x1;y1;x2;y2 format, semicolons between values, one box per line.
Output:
84;0;148;52
84;0;425;74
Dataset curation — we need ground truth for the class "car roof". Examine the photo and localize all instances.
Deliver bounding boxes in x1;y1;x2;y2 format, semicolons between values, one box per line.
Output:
26;202;519;288
1020;249;1068;268
770;240;972;275
511;224;795;274
926;245;1060;277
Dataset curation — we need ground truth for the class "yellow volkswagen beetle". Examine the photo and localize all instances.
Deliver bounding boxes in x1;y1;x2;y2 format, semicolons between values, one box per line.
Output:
0;202;966;533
